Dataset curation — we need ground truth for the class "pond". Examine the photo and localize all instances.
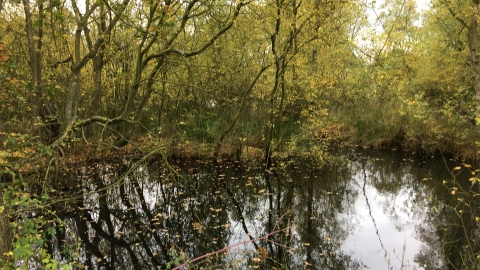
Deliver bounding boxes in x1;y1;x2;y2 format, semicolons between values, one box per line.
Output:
47;147;480;269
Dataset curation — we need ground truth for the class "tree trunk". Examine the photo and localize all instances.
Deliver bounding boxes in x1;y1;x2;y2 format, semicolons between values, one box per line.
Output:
0;189;12;266
64;70;80;127
468;0;480;109
89;4;107;117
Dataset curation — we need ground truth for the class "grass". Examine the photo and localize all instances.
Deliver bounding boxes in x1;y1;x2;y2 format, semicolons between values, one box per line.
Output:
329;99;480;160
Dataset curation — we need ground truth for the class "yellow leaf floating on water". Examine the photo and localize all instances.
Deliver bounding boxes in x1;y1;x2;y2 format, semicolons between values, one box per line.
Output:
453;166;461;170
193;222;205;233
452;190;456;195
464;164;472;168
257;247;268;259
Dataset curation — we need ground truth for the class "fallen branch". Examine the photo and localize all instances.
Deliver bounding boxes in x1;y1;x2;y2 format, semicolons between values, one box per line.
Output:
172;228;288;270
49;116;147;148
173;212;290;270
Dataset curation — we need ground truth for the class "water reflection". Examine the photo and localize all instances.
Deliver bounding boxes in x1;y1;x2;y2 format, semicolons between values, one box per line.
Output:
48;148;480;269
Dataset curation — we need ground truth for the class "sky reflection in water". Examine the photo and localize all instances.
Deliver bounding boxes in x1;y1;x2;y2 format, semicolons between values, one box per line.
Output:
65;148;475;269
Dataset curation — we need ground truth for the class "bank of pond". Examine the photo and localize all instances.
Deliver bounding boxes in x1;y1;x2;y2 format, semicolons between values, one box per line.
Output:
1;147;480;269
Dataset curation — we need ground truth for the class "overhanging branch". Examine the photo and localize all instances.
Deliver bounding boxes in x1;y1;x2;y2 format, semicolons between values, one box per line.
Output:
50;116;145;148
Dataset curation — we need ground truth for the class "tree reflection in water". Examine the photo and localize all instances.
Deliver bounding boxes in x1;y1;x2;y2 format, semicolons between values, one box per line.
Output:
47;148;480;269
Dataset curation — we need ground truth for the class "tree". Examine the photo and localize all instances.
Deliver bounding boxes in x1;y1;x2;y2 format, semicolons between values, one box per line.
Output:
436;0;480;115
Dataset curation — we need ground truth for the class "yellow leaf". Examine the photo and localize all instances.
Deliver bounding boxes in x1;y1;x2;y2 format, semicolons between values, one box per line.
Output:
464;164;472;168
453;166;461;170
452;190;456;195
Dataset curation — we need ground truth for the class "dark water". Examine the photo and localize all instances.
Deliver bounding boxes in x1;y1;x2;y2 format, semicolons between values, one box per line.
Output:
50;148;480;269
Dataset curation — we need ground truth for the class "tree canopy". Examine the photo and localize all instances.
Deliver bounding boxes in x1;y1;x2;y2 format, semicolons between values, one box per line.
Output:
0;0;479;159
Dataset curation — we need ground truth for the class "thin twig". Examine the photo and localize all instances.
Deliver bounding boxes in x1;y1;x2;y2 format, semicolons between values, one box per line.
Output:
173;213;290;270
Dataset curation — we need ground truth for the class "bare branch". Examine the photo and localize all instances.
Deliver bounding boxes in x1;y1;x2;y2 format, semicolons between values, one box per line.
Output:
72;37;105;72
49;55;72;69
143;1;247;64
50;116;146;148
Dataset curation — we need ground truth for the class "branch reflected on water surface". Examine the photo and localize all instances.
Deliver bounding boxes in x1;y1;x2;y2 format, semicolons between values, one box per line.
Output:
41;148;480;269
